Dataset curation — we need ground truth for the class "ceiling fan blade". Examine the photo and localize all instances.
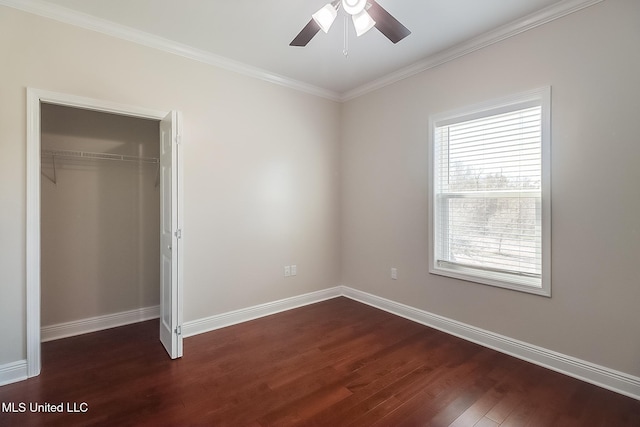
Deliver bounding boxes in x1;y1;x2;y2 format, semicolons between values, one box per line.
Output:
367;0;411;44
290;19;321;47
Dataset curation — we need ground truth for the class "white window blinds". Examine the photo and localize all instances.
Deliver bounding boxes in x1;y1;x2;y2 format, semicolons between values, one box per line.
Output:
434;104;543;287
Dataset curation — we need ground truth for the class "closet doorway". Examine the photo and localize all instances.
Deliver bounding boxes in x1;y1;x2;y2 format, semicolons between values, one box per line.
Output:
26;89;183;378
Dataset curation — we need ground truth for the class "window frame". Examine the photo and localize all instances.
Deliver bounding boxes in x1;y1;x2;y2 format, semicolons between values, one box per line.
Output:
428;87;551;296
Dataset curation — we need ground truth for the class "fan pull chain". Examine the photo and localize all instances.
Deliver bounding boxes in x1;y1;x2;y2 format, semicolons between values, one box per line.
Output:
343;15;349;57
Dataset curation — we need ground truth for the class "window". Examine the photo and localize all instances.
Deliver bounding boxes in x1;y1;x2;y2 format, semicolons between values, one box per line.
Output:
429;88;551;296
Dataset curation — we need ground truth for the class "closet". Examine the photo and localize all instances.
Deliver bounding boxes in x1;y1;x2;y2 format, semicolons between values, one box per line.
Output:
40;103;160;339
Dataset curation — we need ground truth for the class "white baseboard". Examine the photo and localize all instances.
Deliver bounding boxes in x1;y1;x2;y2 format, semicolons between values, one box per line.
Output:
182;287;342;338
340;286;640;400
0;360;27;386
41;305;160;342
8;286;639;400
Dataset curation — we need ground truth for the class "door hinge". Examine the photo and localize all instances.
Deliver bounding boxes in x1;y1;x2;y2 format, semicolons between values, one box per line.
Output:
175;229;182;239
175;325;182;336
175;134;182;145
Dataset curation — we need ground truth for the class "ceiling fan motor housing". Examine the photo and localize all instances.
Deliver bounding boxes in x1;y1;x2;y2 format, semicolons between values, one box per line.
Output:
342;0;367;15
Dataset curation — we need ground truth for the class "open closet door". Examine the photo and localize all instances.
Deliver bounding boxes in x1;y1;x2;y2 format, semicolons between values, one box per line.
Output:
159;110;183;359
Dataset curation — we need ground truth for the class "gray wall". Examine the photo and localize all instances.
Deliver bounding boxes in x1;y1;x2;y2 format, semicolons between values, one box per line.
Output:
0;6;341;365
41;104;160;326
1;0;638;384
340;0;640;377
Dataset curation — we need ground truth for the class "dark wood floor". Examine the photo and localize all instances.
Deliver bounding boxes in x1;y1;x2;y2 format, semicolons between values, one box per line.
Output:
1;297;638;426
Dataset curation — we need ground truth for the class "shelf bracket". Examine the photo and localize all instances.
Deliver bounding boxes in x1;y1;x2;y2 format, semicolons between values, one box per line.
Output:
41;154;57;185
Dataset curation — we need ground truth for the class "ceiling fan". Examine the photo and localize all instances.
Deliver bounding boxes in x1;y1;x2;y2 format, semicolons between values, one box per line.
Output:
290;0;411;47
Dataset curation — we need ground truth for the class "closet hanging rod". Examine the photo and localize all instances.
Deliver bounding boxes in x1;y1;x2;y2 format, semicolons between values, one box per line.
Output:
41;149;159;164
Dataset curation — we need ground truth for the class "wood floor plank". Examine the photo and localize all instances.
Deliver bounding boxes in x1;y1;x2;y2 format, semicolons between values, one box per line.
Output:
373;349;497;427
474;416;500;427
448;387;504;427
309;333;441;425
0;297;638;426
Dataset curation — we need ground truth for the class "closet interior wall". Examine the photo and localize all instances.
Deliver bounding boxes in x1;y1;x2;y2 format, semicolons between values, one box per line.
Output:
40;103;160;331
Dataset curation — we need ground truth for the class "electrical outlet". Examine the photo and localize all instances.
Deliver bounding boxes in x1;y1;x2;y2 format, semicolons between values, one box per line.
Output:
391;268;398;280
284;266;291;277
291;265;297;276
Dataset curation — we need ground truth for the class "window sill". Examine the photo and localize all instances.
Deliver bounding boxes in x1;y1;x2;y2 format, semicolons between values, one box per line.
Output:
429;264;550;297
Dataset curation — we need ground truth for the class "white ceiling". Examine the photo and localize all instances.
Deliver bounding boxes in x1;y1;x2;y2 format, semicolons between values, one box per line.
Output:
18;0;581;98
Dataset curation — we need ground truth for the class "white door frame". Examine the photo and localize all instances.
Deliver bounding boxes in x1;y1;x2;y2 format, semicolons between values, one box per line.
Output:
26;88;184;376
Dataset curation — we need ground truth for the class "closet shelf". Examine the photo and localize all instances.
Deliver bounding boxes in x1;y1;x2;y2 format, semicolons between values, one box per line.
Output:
41;149;160;186
41;149;159;164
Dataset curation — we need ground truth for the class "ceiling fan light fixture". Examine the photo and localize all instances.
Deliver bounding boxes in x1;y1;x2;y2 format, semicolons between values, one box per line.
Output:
342;0;367;15
291;0;409;47
312;3;338;33
352;10;376;37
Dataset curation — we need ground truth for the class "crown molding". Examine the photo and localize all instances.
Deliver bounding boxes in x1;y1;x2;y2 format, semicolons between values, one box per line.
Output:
340;0;604;101
1;0;603;103
0;0;342;102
